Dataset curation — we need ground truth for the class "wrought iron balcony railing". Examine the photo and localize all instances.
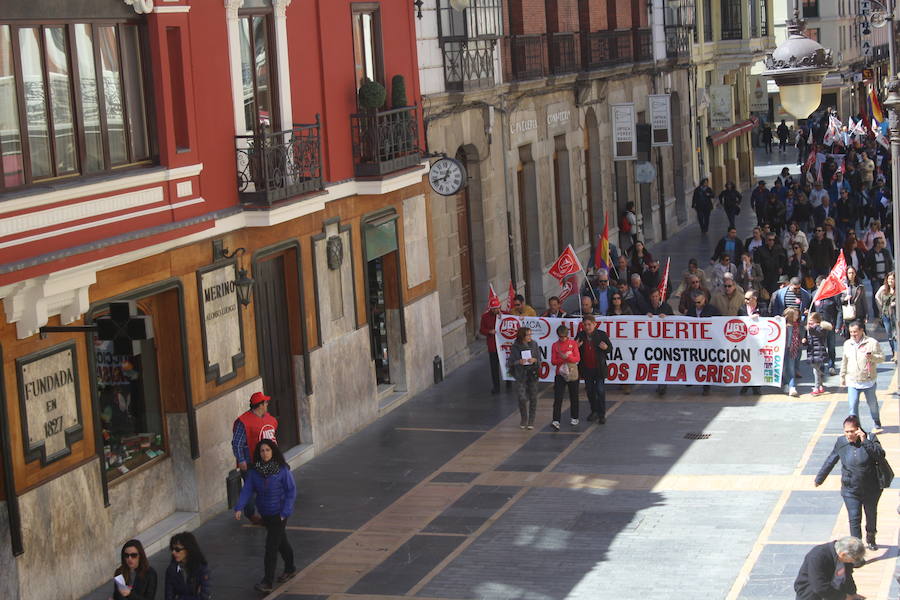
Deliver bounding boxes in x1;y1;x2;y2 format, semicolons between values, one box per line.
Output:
635;28;653;61
581;30;633;69
664;25;691;59
350;106;421;177
507;34;547;81
549;32;580;74
442;39;497;92
235;118;322;205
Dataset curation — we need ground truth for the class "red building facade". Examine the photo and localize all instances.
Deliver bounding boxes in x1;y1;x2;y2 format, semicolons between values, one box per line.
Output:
0;2;439;598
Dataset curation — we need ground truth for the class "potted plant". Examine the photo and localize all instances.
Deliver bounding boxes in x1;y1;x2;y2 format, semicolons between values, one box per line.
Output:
357;78;387;163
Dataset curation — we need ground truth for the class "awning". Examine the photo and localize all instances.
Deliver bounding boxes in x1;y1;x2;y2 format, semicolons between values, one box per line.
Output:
710;116;760;147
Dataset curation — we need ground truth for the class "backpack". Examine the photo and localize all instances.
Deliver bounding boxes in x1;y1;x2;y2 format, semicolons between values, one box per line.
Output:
620;213;632;233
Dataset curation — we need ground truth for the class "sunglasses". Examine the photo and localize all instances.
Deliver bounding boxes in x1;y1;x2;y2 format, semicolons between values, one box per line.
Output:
695;301;704;305
171;546;185;553
744;297;753;301
124;552;140;559
815;229;823;232
724;284;734;288
598;279;608;283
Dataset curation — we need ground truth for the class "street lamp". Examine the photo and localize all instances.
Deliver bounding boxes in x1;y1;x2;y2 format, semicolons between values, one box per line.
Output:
884;78;900;363
762;7;833;119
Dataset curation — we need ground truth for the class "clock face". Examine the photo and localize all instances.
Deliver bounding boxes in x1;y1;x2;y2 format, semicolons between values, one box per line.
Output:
428;158;466;196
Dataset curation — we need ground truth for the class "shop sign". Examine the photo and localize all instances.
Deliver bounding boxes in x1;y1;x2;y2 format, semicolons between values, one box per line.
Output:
648;95;672;147
197;261;245;383
611;103;636;161
709;85;734;130
17;342;83;465
546;102;572;134
748;76;769;112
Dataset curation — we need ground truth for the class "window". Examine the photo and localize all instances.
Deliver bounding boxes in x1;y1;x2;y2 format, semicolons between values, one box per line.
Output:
721;0;743;40
96;322;165;483
239;12;278;135
806;28;819;42
352;4;382;89
0;20;153;191
759;0;768;36
802;0;819;19
437;0;502;40
702;0;712;42
749;0;758;37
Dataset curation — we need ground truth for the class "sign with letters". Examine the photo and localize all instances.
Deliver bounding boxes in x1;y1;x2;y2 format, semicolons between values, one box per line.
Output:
495;315;786;385
709;85;734;130
749;76;769;112
17;342;83;465
648;95;672;146
197;261;245;383
611;103;636;160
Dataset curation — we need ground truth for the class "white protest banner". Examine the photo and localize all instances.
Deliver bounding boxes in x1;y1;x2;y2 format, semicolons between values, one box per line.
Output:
495;315;786;386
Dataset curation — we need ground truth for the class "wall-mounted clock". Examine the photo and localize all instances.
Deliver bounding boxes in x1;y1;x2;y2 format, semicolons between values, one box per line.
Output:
428;157;467;196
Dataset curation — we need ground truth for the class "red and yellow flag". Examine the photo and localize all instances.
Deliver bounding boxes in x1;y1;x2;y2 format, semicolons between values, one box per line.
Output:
593;214;611;272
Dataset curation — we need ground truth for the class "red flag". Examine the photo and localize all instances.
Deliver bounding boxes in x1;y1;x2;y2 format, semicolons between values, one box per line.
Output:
548;244;583;282
803;146;816;172
558;275;579;302
487;284;501;309
811;250;848;305
658;257;671;302
506;280;516;310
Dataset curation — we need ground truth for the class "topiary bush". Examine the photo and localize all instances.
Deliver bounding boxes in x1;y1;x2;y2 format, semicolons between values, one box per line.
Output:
358;78;387;111
391;74;408;109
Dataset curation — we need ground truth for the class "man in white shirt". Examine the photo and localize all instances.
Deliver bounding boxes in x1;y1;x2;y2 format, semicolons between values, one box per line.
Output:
809;181;829;208
840;322;886;432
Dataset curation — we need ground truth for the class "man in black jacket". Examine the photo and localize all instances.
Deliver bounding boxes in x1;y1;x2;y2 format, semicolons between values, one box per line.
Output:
687;291;719;395
807;226;837;279
793;537;865;600
711;227;746;263
692;178;715;233
646;289;673;397
576;316;613;424
755;234;787;294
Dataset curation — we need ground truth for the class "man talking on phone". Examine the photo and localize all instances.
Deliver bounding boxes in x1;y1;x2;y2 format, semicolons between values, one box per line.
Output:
840;321;885;433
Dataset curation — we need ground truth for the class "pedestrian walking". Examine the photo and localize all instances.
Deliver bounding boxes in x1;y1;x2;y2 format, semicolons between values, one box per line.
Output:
687;291;718;396
793;537;866;600
692;178;715;233
576;315;612;423
776;119;789;152
232;391;278;524
783;307;802;397
508;326;541;429
235;440;297;593
165;532;211;600
864;238;892;312
840;321;885;433
109;539;157;600
761;125;773;153
770;277;811;317
840;267;868;337
620;202;638;247
803;312;832;396
718;182;742;230
811;277;840;375
875;272;896;360
815;415;886;550
479;297;504;394
550;324;580;430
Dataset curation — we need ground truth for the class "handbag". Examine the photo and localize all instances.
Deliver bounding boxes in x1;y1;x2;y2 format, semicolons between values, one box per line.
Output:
842;298;856;321
562;362;579;382
226;469;242;509
876;456;895;489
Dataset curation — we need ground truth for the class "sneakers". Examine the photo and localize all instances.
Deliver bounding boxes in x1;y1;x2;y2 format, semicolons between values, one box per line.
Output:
828;367;837;376
277;570;297;583
586;412;599;422
570;418;579;426
255;581;274;593
551;420;561;431
526;424;534;430
810;388;824;397
788;387;799;397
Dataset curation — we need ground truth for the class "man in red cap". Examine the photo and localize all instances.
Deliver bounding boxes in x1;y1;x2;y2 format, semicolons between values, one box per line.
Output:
479;297;505;394
231;391;278;522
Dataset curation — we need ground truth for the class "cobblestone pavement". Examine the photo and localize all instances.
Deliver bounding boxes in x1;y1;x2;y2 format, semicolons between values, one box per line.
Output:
84;149;900;599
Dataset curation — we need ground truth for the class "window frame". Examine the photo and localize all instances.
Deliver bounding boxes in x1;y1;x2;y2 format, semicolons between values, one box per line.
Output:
351;3;385;89
0;18;156;193
720;0;743;40
237;8;281;136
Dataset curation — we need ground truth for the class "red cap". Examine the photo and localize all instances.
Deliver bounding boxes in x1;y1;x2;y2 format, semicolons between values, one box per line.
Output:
488;297;501;308
250;391;271;407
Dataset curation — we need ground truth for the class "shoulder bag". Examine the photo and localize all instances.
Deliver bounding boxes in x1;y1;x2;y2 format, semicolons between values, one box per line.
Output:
876;455;895;489
842;296;856;321
563;363;579;382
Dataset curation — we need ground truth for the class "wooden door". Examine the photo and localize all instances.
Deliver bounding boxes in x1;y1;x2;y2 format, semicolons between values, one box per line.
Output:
457;188;475;339
253;255;299;448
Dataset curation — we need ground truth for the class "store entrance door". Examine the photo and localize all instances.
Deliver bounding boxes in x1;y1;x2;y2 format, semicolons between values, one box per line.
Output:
253;255;299;448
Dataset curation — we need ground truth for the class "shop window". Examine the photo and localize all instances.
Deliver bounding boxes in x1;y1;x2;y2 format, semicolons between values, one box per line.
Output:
0;19;155;192
95;311;165;482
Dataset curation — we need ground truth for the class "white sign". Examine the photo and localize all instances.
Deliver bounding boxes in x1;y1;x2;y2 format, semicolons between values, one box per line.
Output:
648;94;672;147
862;40;873;56
861;0;871;16
709;85;734;130
510;118;538;135
18;343;82;464
749;76;769;112
198;262;245;383
495;315;787;386
611;103;636;161
546;103;571;133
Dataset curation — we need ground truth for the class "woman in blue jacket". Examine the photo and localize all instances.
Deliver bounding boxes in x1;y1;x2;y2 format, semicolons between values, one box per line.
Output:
235;439;297;592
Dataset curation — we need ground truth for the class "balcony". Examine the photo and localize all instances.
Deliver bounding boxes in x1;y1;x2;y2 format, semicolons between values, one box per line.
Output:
664;26;691;59
350;106;421;177
442;39;497;92
635;28;653;61
235;119;322;205
507;34;548;81
549;32;581;74
581;30;633;70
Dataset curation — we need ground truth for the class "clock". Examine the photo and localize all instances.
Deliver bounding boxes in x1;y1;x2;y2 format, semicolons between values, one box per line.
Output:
428;157;467;196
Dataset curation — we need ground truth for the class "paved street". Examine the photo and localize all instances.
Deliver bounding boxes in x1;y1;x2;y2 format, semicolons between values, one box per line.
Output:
84;150;900;599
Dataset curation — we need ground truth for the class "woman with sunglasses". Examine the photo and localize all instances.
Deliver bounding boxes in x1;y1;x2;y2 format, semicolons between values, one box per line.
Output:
785;242;810;287
165;532;210;600
235;439;297;592
110;539;157;600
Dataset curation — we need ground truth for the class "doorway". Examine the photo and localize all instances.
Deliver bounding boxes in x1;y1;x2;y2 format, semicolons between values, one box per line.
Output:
253;254;299;448
671;92;687;224
363;211;405;388
455;149;476;340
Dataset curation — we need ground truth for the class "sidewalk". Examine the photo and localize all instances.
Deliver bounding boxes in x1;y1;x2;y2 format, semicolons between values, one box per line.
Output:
82;149;900;600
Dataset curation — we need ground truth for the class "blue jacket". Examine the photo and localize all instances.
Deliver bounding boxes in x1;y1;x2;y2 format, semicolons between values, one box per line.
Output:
769;286;811;318
235;465;296;519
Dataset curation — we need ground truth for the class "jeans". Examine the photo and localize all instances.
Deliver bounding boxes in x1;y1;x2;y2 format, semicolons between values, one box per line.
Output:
843;490;882;539
262;514;295;584
696;209;711;233
582;367;607;417
489;352;500;391
553;375;580;421
848;384;882;428
882;315;896;356
783;353;799;389
725;210;738;230
515;376;538;426
811;363;824;388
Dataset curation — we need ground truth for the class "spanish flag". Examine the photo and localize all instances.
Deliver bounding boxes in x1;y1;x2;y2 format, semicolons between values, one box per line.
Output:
593;214;611;272
869;87;885;123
